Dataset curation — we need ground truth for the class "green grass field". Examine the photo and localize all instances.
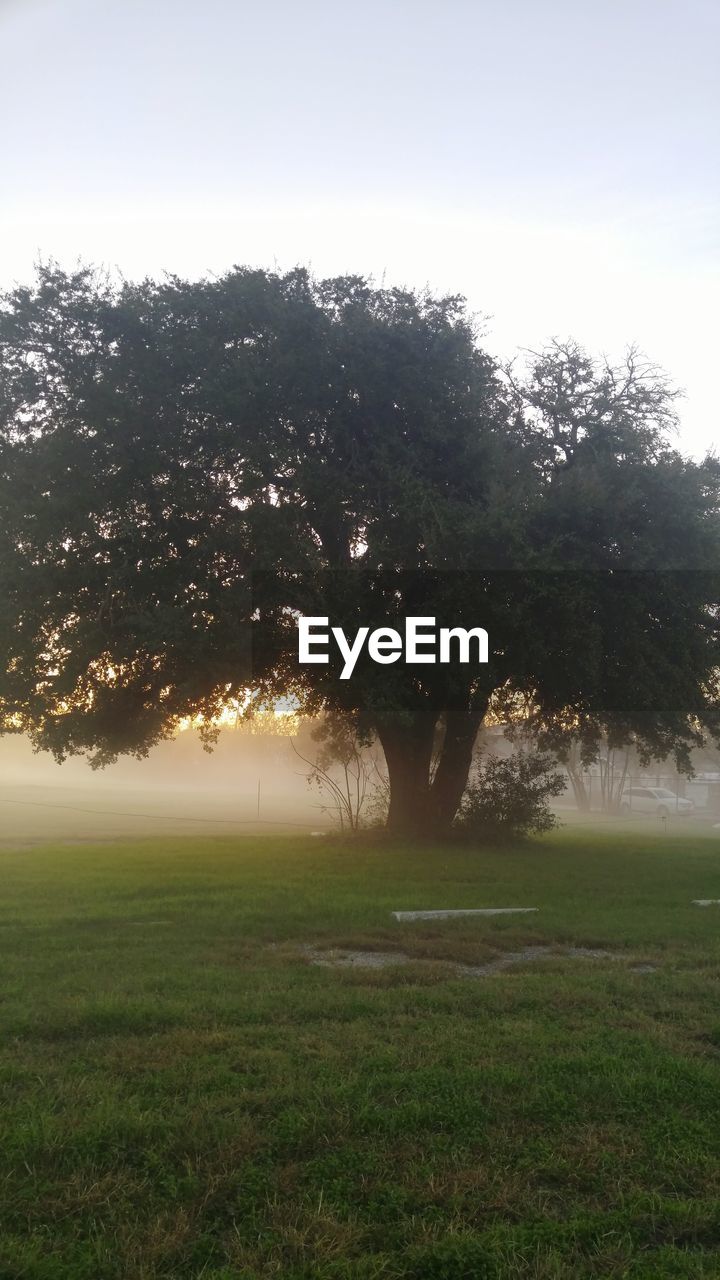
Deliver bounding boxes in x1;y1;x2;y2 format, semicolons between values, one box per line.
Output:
2;830;720;1279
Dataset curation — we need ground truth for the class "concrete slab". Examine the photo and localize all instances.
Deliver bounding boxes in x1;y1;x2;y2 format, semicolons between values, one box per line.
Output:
692;899;720;906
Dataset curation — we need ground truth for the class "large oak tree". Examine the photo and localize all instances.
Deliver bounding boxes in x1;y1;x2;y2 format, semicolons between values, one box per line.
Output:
1;264;719;834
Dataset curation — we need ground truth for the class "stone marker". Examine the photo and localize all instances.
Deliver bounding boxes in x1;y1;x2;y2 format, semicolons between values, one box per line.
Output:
692;899;720;906
392;907;538;921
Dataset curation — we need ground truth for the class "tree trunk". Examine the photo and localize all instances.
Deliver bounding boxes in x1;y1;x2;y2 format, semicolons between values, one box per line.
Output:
566;764;590;811
563;741;591;811
377;690;488;838
429;694;487;830
377;714;436;836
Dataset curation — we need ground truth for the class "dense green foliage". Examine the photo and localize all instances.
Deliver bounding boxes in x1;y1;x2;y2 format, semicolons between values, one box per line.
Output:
2;831;720;1277
457;750;566;840
1;265;719;831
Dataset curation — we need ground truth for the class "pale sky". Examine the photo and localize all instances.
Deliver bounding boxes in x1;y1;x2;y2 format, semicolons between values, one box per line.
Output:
1;0;718;456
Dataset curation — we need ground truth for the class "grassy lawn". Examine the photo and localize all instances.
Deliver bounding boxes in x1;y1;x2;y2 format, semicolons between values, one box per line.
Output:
2;831;720;1279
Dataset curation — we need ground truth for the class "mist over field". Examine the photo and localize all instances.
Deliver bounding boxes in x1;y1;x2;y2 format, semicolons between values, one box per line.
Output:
0;729;325;845
2;727;718;848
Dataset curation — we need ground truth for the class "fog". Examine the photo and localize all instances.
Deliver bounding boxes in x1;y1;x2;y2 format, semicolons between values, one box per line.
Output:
1;727;718;848
0;728;329;846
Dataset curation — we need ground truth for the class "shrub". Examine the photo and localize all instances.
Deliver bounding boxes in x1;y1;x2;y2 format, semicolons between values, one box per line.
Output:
455;750;566;842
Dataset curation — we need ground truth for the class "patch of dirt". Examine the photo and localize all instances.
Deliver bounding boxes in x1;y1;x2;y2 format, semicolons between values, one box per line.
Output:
565;947;615;961
295;943;649;978
301;946;413;970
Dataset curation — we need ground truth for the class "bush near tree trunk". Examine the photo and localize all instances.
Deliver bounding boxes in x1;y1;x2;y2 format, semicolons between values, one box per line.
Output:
455;751;566;842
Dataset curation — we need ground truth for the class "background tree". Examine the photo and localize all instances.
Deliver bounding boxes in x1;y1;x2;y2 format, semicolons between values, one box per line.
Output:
1;264;719;837
510;714;637;814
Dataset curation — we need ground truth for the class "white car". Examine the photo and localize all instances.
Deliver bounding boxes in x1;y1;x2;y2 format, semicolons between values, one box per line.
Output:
619;786;694;817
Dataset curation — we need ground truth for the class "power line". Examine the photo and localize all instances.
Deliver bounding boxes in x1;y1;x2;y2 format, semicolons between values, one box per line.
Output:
0;793;322;829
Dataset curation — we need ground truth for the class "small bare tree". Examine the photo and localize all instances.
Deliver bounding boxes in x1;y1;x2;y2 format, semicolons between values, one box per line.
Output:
291;714;387;831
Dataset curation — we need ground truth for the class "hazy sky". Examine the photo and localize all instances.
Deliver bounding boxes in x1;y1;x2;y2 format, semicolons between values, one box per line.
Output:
1;0;718;455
